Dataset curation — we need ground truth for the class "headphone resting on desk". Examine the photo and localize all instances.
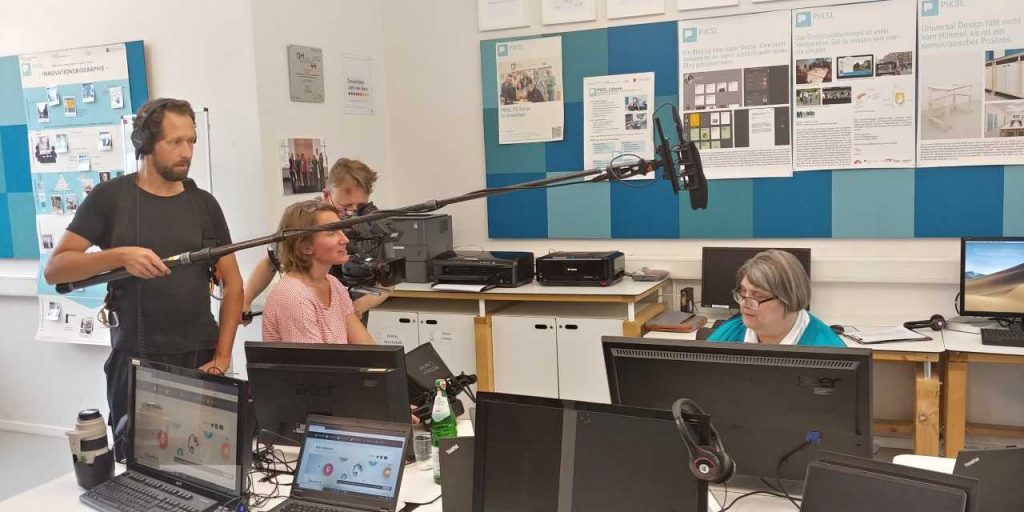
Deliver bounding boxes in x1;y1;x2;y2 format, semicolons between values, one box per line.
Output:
672;398;735;484
903;314;946;331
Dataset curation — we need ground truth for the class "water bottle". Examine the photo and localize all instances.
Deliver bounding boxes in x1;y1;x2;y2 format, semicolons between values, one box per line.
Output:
429;379;458;484
66;409;115;489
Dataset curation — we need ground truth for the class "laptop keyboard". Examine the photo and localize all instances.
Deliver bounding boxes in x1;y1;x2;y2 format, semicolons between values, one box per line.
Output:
80;471;217;512
279;502;364;512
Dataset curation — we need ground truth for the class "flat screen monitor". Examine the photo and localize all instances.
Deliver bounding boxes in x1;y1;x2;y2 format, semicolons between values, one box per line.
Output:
701;247;811;309
603;337;872;481
960;237;1024;319
801;452;979;512
472;392;709;512
129;360;251;502
245;342;410;445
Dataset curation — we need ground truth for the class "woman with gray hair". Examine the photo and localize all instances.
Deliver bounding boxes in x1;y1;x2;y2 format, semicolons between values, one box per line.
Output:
707;249;843;347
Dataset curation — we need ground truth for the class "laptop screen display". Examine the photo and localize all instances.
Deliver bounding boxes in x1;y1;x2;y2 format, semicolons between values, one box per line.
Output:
295;422;406;500
132;364;241;494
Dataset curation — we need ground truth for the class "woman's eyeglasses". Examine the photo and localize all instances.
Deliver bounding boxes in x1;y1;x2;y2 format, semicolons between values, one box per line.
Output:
731;289;777;311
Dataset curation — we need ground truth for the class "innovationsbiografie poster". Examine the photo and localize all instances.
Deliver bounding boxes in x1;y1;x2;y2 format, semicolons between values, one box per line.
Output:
19;42;133;345
678;11;793;180
917;0;1024;167
792;0;917;171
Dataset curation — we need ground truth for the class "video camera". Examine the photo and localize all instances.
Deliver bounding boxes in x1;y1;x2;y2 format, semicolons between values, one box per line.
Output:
333;219;407;289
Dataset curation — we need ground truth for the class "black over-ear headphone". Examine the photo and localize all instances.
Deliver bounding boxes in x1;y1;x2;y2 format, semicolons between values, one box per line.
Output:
672;398;735;484
130;98;175;159
903;314;946;331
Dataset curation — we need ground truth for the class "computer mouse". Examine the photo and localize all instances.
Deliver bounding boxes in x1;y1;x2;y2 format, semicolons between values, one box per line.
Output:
830;325;844;335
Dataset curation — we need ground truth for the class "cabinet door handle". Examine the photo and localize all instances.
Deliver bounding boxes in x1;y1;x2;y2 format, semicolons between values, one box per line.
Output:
399;318;413;324
424;319;438;325
563;324;579;330
534;324;549;330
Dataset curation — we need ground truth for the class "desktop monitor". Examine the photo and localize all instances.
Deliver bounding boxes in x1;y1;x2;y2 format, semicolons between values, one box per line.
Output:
129;360;252;502
960;237;1024;320
244;342;410;445
801;451;979;512
472;391;709;512
603;337;872;481
701;247;811;309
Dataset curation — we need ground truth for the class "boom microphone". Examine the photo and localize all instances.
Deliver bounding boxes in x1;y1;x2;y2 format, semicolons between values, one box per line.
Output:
671;106;709;210
654;117;682;195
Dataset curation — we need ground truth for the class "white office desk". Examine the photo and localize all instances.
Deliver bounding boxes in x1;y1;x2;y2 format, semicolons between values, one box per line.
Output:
942;329;1024;457
0;463;443;512
1;412;729;512
707;486;798;511
392;279;667;321
892;454;956;474
0;420;475;512
643;328;945;456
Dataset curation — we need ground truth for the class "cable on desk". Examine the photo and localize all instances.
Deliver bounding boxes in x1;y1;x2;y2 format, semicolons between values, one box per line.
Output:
399;492;443;512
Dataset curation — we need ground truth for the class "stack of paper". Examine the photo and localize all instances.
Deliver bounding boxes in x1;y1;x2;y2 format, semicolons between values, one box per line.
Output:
840;326;931;344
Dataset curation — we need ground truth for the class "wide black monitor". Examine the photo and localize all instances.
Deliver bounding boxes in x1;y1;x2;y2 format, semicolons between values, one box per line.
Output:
603;336;872;481
960;237;1024;321
801;451;979;512
244;342;410;445
472;391;709;512
701;246;811;309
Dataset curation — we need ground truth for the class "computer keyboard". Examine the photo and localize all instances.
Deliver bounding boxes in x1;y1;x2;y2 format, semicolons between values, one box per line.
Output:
80;471;216;512
980;328;1024;348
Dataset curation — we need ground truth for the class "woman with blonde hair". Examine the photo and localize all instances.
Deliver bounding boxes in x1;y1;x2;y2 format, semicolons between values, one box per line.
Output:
243;158;389;321
262;200;374;344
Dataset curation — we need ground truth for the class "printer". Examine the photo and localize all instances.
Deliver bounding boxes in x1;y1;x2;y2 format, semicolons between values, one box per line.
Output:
389;214;453;283
432;251;534;288
536;251;625;286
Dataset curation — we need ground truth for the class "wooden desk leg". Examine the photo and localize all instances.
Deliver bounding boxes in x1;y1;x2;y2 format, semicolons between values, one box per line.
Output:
944;353;969;458
474;316;495;393
914;364;941;456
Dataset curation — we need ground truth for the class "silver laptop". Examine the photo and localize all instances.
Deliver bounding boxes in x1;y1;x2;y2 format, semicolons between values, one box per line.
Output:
80;360;251;512
270;415;411;512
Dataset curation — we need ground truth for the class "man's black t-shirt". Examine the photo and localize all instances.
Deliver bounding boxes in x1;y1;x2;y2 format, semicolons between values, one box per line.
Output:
67;175;232;355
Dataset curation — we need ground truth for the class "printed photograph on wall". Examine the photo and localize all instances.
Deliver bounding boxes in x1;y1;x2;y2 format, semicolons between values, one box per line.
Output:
279;138;328;195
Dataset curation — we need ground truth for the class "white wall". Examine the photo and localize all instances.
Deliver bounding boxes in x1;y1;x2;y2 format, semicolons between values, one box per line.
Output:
249;0;395;230
237;0;395;371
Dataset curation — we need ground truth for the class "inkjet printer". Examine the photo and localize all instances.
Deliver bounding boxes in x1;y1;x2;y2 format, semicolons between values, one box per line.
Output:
431;251;534;288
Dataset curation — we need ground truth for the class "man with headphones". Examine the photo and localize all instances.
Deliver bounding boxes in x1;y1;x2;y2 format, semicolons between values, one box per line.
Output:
44;98;243;449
